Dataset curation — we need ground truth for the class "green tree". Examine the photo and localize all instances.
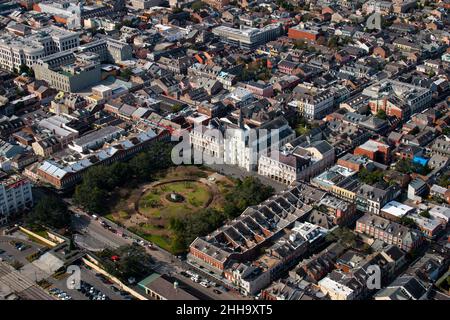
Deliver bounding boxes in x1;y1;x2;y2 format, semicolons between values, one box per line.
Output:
223;177;274;219
375;109;387;120
73;142;173;214
400;216;416;228
419;210;430;218
328;36;339;48
293;39;307;50
170;208;226;251
18;64;34;77
100;244;153;282
358;168;384;185
437;173;450;188
78;185;108;214
27;195;71;230
119;68;133;80
191;0;206;12
171;104;183;113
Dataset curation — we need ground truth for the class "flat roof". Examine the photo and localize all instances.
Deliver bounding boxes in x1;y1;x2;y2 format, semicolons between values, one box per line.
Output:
381;201;414;218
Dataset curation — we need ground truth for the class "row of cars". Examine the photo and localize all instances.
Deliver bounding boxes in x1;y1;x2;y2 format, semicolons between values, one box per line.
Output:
11;241;29;252
49;288;73;300
94;272;134;300
98;219;158;251
79;280;110;301
181;270;225;295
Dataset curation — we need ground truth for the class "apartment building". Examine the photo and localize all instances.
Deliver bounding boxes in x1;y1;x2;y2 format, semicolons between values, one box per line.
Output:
77;38;133;64
35;127;169;190
130;0;163;9
33;51;102;92
363;79;432;120
188;183;319;274
311;165;360;200
355;213;423;252
296;90;335;120
258;140;335;185
68;126;124;153
34;1;116;29
363;0;393;14
288;24;321;42
212;23;283;50
318;277;355;300
355;184;398;215
0;26;79;72
0;175;33;226
354;139;390;164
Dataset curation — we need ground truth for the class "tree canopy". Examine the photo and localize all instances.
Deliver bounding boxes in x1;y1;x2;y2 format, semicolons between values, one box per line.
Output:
169;176;274;251
223;177;274;219
99;244;153;282
74;142;173;214
26;195;71;230
358;168;384;185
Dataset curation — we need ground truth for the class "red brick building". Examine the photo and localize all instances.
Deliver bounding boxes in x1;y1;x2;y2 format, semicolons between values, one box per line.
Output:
288;26;320;42
354;139;391;164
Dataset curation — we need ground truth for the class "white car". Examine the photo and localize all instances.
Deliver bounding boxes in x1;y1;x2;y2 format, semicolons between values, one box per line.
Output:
190;276;199;283
200;281;209;288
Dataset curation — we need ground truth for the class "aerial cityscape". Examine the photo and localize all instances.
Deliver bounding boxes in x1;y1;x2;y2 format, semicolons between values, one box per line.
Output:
0;0;449;304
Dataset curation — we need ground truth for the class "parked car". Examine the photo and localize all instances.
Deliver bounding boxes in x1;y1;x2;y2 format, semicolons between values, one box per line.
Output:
111;286;120;293
180;271;189;278
200;281;209;288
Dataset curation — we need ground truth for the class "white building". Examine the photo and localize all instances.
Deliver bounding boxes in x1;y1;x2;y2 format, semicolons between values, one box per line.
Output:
429;205;450;226
130;0;163;9
69;126;124;153
0;176;33;225
296;90;335;120
0;26;79;72
224;117;295;171
318;277;355;300
291;221;328;244
258;140;335;185
380;201;415;220
228;263;271;296
190;116;295;172
37;1;83;29
190;120;225;162
212;23;283;50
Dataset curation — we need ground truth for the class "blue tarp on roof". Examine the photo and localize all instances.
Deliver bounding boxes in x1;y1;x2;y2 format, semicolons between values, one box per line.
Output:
412;156;429;166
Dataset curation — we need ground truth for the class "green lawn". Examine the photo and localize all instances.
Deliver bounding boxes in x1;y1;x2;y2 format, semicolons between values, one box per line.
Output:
108;167;234;254
129;227;173;252
139;181;210;217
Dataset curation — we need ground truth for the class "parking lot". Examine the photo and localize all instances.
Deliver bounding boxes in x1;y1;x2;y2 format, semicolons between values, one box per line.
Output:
0;235;47;266
48;265;132;301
